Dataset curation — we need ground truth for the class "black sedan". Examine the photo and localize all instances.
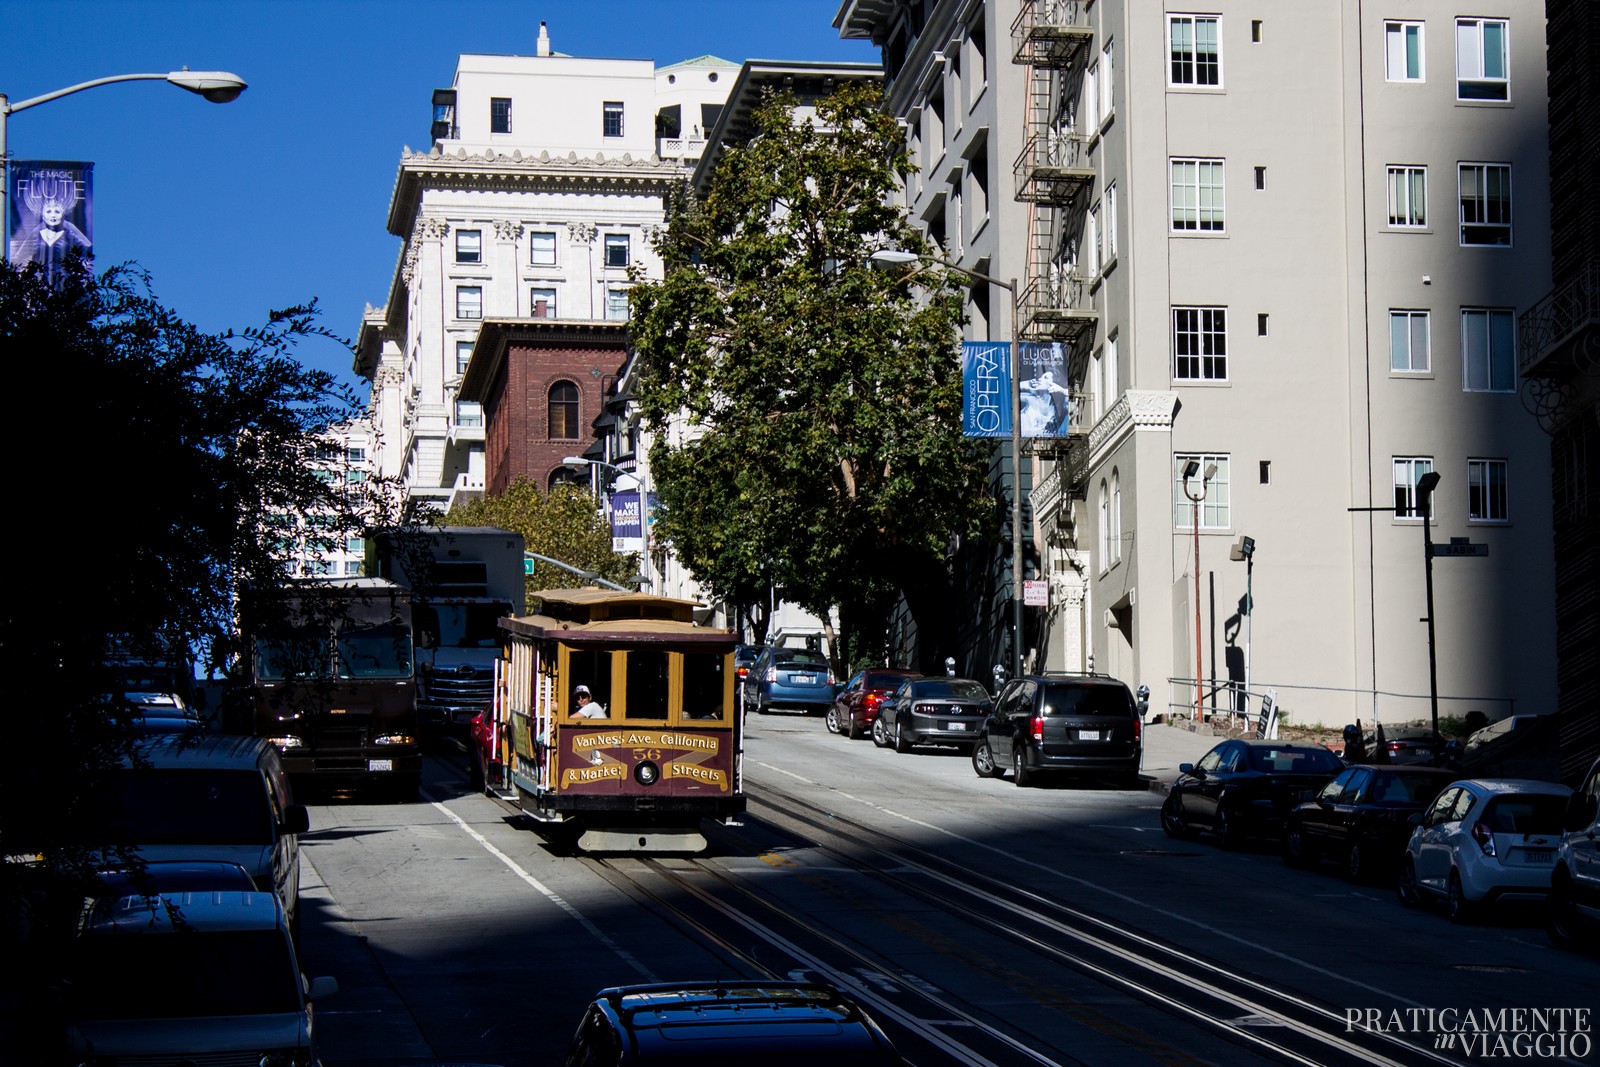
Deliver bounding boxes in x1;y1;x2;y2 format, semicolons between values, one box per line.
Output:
873;677;992;752
1160;740;1345;849
1281;764;1458;881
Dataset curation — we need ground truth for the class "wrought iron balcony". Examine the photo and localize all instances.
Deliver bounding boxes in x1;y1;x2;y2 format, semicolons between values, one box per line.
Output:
1014;129;1094;203
1519;263;1600;380
1018;269;1097;345
1011;0;1093;68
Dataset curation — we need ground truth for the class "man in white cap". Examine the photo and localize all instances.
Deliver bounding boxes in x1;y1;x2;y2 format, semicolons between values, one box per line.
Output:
573;685;608;718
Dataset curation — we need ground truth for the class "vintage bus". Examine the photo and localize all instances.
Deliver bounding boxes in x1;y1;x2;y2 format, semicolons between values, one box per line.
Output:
493;588;744;852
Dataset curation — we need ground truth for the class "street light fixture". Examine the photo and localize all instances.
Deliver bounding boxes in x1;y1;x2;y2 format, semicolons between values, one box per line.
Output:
563;455;651;593
1229;534;1256;713
1182;460;1217;721
870;248;1026;678
2;69;248;260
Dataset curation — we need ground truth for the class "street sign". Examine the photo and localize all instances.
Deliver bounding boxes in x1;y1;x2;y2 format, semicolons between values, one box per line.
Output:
524;558;535;575
1429;541;1488;558
1023;579;1049;607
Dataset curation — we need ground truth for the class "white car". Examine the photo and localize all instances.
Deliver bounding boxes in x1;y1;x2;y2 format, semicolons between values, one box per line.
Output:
1397;777;1571;922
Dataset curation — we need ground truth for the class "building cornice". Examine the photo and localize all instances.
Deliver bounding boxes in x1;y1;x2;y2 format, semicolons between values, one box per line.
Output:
459;318;630;402
1086;390;1179;472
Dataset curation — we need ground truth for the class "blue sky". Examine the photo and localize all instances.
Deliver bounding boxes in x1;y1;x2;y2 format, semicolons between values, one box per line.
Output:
1;0;877;389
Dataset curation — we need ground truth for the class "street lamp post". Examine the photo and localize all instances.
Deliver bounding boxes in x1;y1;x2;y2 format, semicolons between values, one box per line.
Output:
870;249;1025;678
1416;470;1442;744
563;455;652;593
1182;460;1217;720
2;70;247;261
1229;534;1256;711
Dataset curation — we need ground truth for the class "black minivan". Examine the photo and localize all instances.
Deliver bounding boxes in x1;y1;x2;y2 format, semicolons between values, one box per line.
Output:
971;674;1144;788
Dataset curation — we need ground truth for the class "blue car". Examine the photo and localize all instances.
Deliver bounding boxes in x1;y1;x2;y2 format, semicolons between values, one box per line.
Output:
745;646;834;715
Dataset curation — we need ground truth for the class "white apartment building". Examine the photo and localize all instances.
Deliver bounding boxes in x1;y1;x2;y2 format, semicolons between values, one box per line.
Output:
275;419;374;578
354;22;736;514
838;0;1557;727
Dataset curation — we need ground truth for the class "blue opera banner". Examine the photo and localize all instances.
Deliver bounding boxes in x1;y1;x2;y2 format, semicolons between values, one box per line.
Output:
1018;341;1074;439
8;161;94;285
962;341;1011;438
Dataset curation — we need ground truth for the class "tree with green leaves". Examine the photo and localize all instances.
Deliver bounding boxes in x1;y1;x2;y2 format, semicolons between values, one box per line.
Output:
628;82;991;671
445;476;635;598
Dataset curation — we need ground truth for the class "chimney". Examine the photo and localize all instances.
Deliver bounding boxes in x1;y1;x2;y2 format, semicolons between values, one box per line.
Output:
537;21;551;57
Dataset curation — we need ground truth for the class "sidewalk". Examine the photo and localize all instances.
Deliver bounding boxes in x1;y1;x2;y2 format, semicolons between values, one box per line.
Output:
1139;720;1227;794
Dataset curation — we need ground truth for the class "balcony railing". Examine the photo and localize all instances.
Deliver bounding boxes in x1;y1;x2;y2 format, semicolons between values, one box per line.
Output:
1011;0;1093;67
656;136;708;162
1013;129;1094;203
1018;269;1097;344
1519;262;1600;379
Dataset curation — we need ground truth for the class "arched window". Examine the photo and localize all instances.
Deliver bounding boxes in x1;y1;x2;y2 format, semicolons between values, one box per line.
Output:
548;381;579;439
1098;479;1110;568
1111;469;1123;562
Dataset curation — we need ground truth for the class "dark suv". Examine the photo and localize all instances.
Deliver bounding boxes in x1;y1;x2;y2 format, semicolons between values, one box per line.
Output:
971;674;1143;788
562;981;903;1065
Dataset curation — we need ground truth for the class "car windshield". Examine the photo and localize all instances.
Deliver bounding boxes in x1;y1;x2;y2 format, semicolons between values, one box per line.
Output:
776;651;828;668
103;770;274;846
1368;771;1447;804
337;623;413;679
1483;794;1568;835
68;929;300;1018
914;680;989;701
1247;747;1343;774
1040;684;1133;717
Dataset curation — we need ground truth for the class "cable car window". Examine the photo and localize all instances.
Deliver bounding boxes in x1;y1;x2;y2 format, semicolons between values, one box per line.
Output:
567;647;611;716
683;652;726;720
625;649;669;719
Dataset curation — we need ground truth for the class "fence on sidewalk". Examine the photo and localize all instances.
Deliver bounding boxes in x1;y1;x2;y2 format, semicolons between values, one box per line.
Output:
1163;676;1516;733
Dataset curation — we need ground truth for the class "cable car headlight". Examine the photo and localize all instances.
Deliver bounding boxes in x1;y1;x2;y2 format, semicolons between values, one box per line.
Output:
634;760;661;786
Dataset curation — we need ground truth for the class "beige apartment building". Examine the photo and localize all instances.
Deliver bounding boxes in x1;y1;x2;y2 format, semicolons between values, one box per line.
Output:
838;0;1556;727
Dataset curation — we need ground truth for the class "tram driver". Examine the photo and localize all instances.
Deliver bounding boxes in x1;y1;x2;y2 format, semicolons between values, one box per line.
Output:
572;685;608;718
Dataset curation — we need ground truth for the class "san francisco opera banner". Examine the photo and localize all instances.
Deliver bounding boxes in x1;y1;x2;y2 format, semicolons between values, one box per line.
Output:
8;161;94;283
961;341;1011;438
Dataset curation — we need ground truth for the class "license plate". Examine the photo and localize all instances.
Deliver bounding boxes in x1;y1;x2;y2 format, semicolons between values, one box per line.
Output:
944;721;968;731
792;674;814;684
1522;849;1553;863
1078;729;1103;741
368;759;394;772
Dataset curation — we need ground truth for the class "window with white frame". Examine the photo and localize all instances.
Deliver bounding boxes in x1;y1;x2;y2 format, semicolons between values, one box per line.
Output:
1169;15;1221;87
455;400;483;428
602;101;624;138
1456;18;1509;100
1172;307;1228;381
1100;41;1114;121
1173;454;1231;529
1098;480;1111;565
1459;163;1511;246
1092;346;1105;422
1104;182;1118;260
1468;458;1508;522
344;560;364;577
1389;310;1430;373
455;229;482;264
1392;456;1435;518
530;230;556;266
1086;201;1101;275
1084;62;1099;133
605;287;630;322
603;233;630;268
530;287;556;319
456;286;483;320
1171;158;1225;232
1461;307;1515;392
1385;21;1425;82
1386;165;1427;228
1111;469;1123;561
456;340;474;376
1104;332;1119;409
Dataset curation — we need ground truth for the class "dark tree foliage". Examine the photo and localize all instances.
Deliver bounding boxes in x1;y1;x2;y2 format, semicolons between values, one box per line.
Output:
628;83;991;670
0;261;360;952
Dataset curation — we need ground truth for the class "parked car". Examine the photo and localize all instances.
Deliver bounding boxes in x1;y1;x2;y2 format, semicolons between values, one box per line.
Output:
744;646;835;715
96;734;309;935
875;677;992;753
1397;777;1572;922
734;644;767;688
562;981;903;1065
1282;765;1457;881
63;889;335;1066
468;705;498;794
971;673;1144;788
1463;715;1539;754
1548;756;1600;951
1350;725;1442;765
828;668;920;740
1161;740;1345;848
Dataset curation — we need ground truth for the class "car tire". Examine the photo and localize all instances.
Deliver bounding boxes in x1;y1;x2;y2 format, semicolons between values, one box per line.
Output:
824;706;840;734
1396;857;1422;908
1013;747;1034;787
1446;869;1476;924
1546;872;1590;952
1215;806;1241;850
1160;795;1190;839
871;715;890;747
894;718;913;754
1345;841;1371;884
1282;824;1312;868
847;716;865;740
972;739;1004;779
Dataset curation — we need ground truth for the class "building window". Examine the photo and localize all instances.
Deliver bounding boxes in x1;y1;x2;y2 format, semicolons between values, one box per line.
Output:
1257;313;1269;336
1461;308;1515;392
603;233;630;268
345;446;366;464
1468;458;1509;522
456;286;483;320
1111;469;1122;561
1169;15;1221;87
548;381;579;439
1172;307;1228;382
1385;21;1425;82
605;287;630;322
1104;332;1119;409
1386;165;1427;228
1086;201;1101;275
1098;480;1111;565
603;101;624;138
455;229;481;264
1173;454;1231;529
1171;158;1225;232
530;287;556;319
345;537;365;555
1458;163;1511;246
1392;456;1435;518
1100;41;1114;121
1389;310;1430;373
530;230;556;266
455;401;483;428
1456;18;1509;101
490;97;512;134
1104;181;1117;260
344;560;364;577
456;340;474;376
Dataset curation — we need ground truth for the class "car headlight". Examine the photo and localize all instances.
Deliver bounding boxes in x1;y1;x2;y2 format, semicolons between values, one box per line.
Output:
266;736;306;749
373;733;415;746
